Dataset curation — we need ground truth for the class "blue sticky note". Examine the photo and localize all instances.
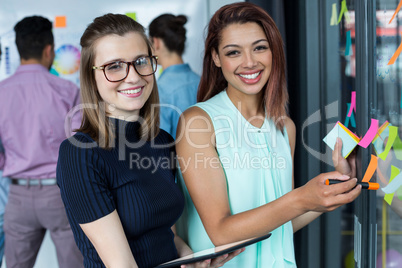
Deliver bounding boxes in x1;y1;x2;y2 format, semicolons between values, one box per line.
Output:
345;31;353;56
373;123;391;155
323;122;359;158
344;103;356;128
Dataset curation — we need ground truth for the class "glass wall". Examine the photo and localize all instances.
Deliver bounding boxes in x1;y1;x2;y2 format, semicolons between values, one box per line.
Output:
337;2;357;267
285;0;401;266
374;1;402;268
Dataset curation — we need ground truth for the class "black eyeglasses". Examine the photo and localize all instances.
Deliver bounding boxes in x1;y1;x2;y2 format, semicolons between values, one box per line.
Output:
93;56;158;82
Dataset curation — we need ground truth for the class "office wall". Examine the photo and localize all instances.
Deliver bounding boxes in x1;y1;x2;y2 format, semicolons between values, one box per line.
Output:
0;0;210;86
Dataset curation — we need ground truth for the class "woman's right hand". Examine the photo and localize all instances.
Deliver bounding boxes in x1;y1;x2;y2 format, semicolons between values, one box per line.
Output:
298;171;362;213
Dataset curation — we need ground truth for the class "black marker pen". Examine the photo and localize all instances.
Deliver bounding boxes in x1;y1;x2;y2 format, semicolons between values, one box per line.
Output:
325;179;379;190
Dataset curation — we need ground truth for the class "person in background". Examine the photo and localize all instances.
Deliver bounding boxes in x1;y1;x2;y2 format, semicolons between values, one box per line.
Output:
0;40;10;267
176;3;361;267
148;14;200;139
0;143;9;267
0;16;83;267
57;13;241;268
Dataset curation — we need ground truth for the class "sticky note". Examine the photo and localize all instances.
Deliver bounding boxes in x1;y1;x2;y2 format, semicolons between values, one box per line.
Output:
358;118;379;148
394;133;402;160
55;16;66;28
347;91;356;117
344;103;356;128
345;31;353;56
323;121;360;158
382;166;402;195
384;166;400;205
389;0;402;24
337;0;350;24
373;121;390;155
330;4;338;26
126;12;137;21
378;126;398;160
388;34;402;65
362;155;378;182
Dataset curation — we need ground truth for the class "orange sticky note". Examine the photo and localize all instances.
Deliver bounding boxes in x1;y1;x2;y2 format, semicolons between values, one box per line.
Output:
362;154;378;182
55;16;66;28
389;0;402;24
388;34;402;65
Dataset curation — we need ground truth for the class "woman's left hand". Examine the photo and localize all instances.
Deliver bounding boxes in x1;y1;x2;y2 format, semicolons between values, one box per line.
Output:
332;137;356;178
181;248;245;268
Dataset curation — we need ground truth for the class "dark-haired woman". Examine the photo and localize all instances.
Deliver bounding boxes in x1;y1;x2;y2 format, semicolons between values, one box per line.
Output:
149;14;200;139
176;2;361;267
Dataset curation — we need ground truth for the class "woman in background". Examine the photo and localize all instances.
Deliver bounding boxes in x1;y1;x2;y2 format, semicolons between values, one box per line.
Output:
57;13;240;268
176;3;360;267
149;14;200;139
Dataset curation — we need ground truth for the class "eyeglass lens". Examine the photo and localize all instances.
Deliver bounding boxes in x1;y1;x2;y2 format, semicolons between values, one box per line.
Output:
104;56;156;82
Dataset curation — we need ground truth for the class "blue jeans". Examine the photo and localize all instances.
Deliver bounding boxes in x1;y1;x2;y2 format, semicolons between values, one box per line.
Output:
0;213;4;266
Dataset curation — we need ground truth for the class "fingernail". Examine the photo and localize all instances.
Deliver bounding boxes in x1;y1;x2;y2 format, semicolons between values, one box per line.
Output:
341;175;350;179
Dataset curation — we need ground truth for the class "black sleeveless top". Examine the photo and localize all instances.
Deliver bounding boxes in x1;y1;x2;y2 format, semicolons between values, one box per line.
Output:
57;118;184;267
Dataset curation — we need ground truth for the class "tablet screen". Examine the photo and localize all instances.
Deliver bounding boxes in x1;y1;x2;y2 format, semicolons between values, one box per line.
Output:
156;233;271;268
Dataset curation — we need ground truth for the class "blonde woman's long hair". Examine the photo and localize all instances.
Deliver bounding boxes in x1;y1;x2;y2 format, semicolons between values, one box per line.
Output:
77;13;160;148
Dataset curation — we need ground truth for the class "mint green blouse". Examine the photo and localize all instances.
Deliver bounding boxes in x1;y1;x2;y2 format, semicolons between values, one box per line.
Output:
177;90;297;267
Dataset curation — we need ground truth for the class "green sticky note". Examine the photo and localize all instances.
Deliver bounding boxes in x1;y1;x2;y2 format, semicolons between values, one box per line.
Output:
378;126;398;161
385;166;401;205
394;132;402;160
126;12;136;21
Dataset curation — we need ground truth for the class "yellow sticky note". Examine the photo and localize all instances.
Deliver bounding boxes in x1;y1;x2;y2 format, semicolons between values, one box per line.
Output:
126;13;136;21
55;16;67;28
330;4;338;26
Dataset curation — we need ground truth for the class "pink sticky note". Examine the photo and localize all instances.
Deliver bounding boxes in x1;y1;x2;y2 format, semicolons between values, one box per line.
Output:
347;91;356;117
358;118;379;148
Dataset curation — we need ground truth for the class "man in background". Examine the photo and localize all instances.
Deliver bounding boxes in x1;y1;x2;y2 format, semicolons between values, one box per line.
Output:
0;16;83;267
0;38;10;267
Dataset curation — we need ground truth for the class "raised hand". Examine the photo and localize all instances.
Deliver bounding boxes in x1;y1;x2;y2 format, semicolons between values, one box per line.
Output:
332;137;356;178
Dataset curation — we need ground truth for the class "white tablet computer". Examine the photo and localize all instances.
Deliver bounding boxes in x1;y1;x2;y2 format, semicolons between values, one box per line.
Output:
156;233;272;268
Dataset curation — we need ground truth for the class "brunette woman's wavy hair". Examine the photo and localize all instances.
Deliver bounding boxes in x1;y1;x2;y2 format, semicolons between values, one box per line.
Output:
197;2;288;130
77;13;160;148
